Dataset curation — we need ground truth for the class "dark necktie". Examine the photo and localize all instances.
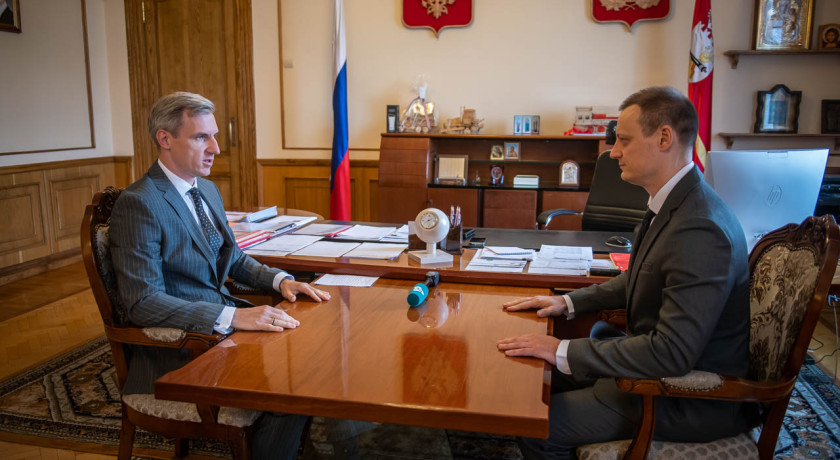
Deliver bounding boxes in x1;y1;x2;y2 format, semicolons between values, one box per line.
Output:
636;208;657;247
188;188;222;255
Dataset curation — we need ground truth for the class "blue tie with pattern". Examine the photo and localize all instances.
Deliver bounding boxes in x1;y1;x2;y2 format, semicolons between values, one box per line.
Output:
188;188;222;255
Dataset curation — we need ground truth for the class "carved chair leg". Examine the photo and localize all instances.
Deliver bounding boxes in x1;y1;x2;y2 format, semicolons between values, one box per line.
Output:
230;429;251;460
118;409;135;460
174;437;189;457
757;396;792;460
624;394;657;460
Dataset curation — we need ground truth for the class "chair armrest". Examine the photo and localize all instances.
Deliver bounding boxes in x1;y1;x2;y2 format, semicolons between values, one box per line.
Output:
615;370;797;403
105;324;227;352
538;208;583;229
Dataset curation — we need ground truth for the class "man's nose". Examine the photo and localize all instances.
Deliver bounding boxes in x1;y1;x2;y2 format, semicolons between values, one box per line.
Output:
208;136;221;155
609;146;621;158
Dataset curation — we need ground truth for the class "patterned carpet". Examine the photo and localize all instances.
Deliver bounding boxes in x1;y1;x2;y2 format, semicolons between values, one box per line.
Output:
0;336;837;459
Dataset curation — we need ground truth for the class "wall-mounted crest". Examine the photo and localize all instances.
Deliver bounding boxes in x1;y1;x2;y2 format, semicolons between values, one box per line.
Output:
592;0;671;31
403;0;474;38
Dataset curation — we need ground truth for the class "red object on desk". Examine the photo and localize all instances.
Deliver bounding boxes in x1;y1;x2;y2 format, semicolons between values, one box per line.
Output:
236;230;271;249
610;252;630;272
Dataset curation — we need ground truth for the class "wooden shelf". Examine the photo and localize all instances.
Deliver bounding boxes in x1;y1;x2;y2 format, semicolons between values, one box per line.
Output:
723;49;840;69
718;132;840;150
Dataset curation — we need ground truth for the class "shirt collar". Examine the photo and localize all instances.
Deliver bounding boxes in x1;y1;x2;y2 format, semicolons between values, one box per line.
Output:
157;159;196;197
648;162;694;215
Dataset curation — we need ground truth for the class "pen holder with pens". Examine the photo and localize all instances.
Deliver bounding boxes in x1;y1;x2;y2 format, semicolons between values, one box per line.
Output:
441;224;463;254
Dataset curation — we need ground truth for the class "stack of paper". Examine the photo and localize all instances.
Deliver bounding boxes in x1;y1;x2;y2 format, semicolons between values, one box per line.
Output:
244;234;323;256
528;245;594;275
331;225;397;241
379;225;409;243
293;223;352;236
483;246;536;260
291;241;360;258
464;248;528;273
230;215;317;233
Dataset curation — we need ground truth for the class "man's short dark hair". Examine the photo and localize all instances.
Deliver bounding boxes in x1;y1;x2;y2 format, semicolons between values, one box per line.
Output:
147;92;215;150
619;86;698;150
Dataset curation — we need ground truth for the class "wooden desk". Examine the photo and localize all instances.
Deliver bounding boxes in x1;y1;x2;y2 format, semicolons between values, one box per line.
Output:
156;279;552;437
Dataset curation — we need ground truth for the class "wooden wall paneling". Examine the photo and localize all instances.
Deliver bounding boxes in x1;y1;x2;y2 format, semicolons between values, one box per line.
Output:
259;160;378;221
483;189;537;229
427;188;480;227
47;163;115;252
0;171;51;268
540;191;589;231
113;156;135;187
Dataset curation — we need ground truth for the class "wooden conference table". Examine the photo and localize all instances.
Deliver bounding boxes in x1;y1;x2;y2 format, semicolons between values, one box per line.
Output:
156;279;553;437
155;222;631;438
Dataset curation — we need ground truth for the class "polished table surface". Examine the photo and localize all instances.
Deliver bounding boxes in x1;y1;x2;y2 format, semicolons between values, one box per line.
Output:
156;279;552;437
251;223;633;289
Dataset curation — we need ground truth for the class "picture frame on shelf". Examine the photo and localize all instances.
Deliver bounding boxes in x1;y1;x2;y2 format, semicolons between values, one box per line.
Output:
490;164;504;185
559;160;580;188
817;24;840;50
522;116;532;134
513;116;522;135
490;144;504;160
434;155;469;185
753;0;814;51
754;84;801;133
0;0;21;33
531;116;540;134
822;100;840;134
504;142;520;160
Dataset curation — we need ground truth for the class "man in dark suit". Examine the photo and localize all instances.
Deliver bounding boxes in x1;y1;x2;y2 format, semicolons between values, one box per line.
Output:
110;92;332;459
497;86;754;459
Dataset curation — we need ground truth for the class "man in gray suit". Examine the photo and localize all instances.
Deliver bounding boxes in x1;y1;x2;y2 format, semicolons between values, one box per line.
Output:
110;92;331;459
497;86;755;459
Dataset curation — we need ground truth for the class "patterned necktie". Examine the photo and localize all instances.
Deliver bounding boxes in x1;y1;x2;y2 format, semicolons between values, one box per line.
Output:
188;188;222;255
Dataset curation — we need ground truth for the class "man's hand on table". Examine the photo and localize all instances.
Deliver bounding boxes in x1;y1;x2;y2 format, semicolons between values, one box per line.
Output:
502;295;568;318
280;279;331;303
497;333;560;366
232;305;300;331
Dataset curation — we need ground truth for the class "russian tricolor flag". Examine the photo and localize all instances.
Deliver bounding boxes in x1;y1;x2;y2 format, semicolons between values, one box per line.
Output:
330;0;351;220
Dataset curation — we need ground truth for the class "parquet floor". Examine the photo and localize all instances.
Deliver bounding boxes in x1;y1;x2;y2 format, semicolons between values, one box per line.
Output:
0;261;837;459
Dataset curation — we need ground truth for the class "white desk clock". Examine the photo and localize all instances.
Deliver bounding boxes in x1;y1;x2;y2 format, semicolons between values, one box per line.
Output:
407;208;453;265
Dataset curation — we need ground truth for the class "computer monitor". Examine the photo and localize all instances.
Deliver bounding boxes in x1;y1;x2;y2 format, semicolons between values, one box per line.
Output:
705;148;828;251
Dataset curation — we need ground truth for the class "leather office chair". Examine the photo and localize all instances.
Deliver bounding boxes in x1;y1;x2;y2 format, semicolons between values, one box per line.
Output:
81;186;260;460
576;215;840;460
537;150;649;231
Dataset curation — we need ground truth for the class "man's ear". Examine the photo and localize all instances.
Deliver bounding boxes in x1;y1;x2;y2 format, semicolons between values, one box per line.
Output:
156;129;172;150
658;125;675;152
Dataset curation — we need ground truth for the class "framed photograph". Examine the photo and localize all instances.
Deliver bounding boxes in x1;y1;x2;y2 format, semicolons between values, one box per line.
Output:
490;164;504;185
504;142;520;160
0;0;21;33
754;84;801;133
559;160;580;188
513;116;522;135
522;116;532;134
817;23;840;50
753;0;814;50
822;100;840;134
490;144;504;160
434;154;469;185
531;116;540;135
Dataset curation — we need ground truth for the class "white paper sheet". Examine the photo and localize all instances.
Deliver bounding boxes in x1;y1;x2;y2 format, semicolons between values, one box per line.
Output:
343;243;408;259
291;241;360;257
230;215;317;233
314;274;379;287
537;245;594;261
293;223;352;236
332;225;397;241
246;234;323;254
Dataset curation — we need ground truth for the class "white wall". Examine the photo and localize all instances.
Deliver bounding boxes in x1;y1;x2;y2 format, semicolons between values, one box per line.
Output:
0;0;132;167
267;0;840;162
2;0;838;167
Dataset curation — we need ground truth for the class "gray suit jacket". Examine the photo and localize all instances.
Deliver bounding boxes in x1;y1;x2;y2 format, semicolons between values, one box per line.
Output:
110;162;289;393
567;167;754;441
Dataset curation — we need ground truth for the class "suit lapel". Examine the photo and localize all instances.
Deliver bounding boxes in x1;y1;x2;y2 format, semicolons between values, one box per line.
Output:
148;163;218;272
626;167;703;308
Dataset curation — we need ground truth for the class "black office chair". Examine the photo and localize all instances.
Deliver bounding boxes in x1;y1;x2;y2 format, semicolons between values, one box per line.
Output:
538;151;649;232
538;120;649;232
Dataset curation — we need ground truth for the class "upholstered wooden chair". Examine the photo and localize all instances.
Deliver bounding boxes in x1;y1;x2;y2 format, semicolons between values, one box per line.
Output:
81;186;261;460
577;214;840;460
